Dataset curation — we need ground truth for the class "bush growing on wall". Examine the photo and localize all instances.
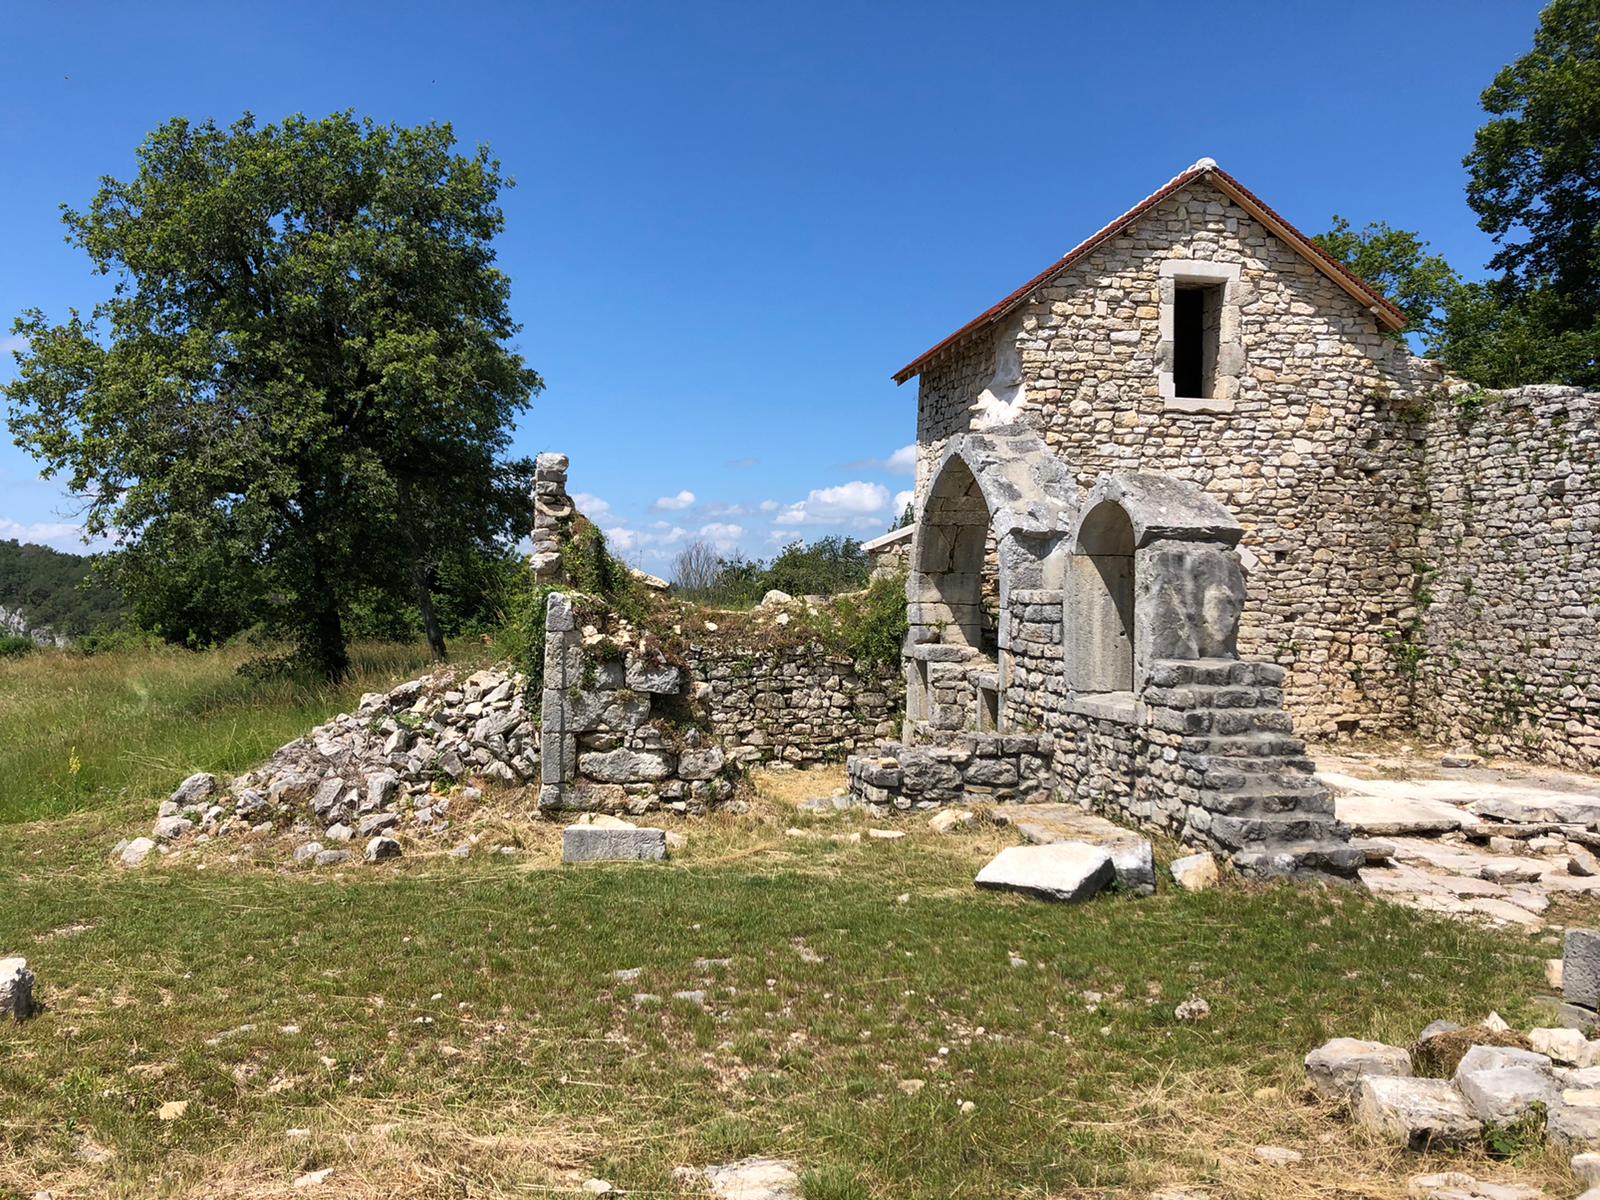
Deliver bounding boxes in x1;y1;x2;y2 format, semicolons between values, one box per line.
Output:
833;570;908;669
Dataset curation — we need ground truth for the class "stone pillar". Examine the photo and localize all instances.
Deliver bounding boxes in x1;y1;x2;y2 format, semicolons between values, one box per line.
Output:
531;453;573;583
538;590;578;809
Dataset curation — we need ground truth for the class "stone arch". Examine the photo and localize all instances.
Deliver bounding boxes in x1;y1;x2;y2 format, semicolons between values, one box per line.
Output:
905;428;1080;736
915;455;994;651
1065;499;1136;693
1065;472;1246;693
910;427;1079;648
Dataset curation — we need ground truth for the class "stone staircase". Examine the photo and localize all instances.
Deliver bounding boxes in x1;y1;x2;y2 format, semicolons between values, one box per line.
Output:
1144;660;1363;878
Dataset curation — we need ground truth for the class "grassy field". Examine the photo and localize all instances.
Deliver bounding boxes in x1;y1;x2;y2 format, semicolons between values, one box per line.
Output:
0;640;469;824
0;644;1584;1198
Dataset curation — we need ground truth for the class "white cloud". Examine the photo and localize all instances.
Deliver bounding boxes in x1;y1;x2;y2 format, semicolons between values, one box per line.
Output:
604;525;641;552
0;517;100;552
773;480;890;528
698;522;745;552
893;489;915;515
571;492;611;521
653;489;696;511
758;499;779;513
885;444;918;474
605;524;686;554
0;333;29;358
703;502;747;518
847;444;918;475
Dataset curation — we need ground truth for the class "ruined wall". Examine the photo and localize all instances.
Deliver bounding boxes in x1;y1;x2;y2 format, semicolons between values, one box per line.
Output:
913;177;1439;739
690;642;902;768
1416;385;1600;770
848;732;1054;810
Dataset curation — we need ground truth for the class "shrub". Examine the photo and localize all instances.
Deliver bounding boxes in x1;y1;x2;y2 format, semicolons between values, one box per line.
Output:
833;570;907;669
0;635;35;659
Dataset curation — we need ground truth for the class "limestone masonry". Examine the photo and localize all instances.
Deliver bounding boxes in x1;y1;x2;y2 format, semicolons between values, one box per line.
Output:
836;157;1599;877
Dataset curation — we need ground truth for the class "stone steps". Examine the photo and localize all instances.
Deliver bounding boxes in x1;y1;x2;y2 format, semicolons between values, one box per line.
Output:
1183;732;1309;758
1234;839;1366;878
1209;813;1348;847
1205;786;1336;819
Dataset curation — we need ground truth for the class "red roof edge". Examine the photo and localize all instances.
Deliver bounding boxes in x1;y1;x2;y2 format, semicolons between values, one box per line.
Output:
891;160;1408;385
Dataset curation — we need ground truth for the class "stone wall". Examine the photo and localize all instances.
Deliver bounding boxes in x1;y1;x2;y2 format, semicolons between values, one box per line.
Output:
689;640;902;767
913;175;1439;740
848;733;1054;811
1415;385;1600;770
539;591;738;815
539;592;905;813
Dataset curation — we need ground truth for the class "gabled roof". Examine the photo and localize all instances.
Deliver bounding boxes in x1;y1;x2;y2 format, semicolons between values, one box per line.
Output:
891;158;1407;385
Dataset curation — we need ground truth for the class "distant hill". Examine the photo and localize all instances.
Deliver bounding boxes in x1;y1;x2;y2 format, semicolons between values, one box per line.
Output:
0;540;125;644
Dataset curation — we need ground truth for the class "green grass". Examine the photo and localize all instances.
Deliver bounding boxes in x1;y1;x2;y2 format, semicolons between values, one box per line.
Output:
0;795;1576;1200
0;640;467;823
0;644;1582;1198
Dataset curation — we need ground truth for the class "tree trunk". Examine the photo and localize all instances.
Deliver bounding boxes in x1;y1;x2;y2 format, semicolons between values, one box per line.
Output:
307;559;350;682
413;560;447;661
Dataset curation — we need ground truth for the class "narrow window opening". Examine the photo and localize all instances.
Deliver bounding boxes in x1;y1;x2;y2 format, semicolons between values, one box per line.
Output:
977;683;999;732
1173;283;1224;398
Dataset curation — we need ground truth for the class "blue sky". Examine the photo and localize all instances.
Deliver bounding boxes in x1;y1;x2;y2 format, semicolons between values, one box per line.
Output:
0;1;1547;570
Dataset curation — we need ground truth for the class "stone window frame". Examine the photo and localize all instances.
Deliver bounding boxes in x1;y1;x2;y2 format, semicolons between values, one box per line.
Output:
1157;259;1243;414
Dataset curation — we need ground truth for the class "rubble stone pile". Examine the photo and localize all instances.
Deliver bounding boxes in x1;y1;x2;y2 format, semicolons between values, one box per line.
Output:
123;667;536;865
1308;932;1600;1190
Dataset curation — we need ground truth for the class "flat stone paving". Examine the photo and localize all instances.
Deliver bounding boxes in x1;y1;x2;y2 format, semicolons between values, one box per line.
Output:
1317;746;1600;929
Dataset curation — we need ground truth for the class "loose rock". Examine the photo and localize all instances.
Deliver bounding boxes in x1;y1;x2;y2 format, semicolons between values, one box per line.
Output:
1354;1075;1481;1150
0;958;36;1020
1170;852;1219;892
701;1157;802;1200
974;843;1114;904
1305;1038;1413;1102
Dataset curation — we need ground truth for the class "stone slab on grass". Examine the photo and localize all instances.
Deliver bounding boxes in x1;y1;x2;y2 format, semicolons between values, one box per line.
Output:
1010;805;1155;894
974;843;1113;904
1305;1037;1413;1102
1354;1075;1481;1150
701;1157;801;1200
563;825;668;864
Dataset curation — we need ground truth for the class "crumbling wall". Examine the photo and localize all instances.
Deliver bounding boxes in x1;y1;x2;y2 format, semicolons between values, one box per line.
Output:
539;592;904;812
848;732;1054;810
1417;384;1600;770
531;452;574;583
539;591;737;815
690;642;901;767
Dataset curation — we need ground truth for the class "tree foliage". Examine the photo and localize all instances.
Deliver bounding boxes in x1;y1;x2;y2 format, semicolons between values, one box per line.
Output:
1313;3;1600;387
672;535;870;608
0;540;125;638
1456;0;1600;385
1312;217;1462;351
3;112;541;678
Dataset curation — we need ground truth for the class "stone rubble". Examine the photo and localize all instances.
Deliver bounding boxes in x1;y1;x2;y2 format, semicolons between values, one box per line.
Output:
1309;999;1600;1168
131;667;536;863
